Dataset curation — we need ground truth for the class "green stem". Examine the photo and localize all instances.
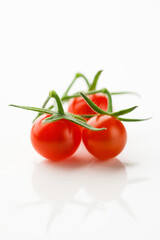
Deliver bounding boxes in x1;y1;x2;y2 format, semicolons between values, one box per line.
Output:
9;104;54;114
61;88;113;112
62;73;90;97
49;90;64;115
101;88;112;112
111;91;140;97
32;96;51;122
117;117;151;122
79;93;151;122
89;70;103;91
42;95;51;108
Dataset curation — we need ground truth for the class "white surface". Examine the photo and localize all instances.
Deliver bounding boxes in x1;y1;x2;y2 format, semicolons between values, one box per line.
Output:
0;0;160;239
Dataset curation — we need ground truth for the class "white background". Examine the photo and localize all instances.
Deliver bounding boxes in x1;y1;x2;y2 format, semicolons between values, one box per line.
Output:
0;0;160;239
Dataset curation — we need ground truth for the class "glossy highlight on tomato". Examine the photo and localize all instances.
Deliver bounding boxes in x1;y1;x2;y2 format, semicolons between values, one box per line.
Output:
68;93;108;115
82;115;127;160
31;114;81;161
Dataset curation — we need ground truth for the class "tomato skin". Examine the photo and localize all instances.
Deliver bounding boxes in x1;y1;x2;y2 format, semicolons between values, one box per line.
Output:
82;115;127;160
68;93;108;115
30;114;81;161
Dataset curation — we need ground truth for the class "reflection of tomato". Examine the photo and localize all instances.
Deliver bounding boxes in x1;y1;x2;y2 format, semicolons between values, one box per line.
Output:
32;160;84;203
68;93;108;115
82;115;127;160
83;159;127;201
31;114;81;161
32;157;127;203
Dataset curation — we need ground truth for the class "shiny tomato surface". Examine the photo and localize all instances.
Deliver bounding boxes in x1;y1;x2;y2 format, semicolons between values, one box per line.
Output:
68;93;108;115
31;114;81;161
82;115;127;160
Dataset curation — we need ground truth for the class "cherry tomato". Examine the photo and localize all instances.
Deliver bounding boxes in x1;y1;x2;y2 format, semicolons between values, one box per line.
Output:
82;115;127;160
30;114;81;161
68;93;108;115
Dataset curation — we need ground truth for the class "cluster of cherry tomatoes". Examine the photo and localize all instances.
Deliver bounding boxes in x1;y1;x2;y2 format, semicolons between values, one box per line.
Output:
10;71;149;161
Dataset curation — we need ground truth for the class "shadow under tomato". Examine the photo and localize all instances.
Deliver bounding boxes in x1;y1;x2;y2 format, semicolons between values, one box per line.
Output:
15;143;149;234
32;142;127;203
44;141;123;168
31;147;142;231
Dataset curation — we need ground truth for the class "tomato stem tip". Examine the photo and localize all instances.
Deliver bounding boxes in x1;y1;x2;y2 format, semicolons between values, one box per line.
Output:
49;90;65;115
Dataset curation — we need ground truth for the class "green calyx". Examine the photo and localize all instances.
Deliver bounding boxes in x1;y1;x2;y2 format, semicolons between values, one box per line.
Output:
61;70;112;112
33;70;140;122
9;90;106;132
79;93;151;122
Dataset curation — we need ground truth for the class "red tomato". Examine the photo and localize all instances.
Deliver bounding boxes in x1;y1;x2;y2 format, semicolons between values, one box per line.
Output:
82;115;127;160
68;93;108;115
30;114;81;161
